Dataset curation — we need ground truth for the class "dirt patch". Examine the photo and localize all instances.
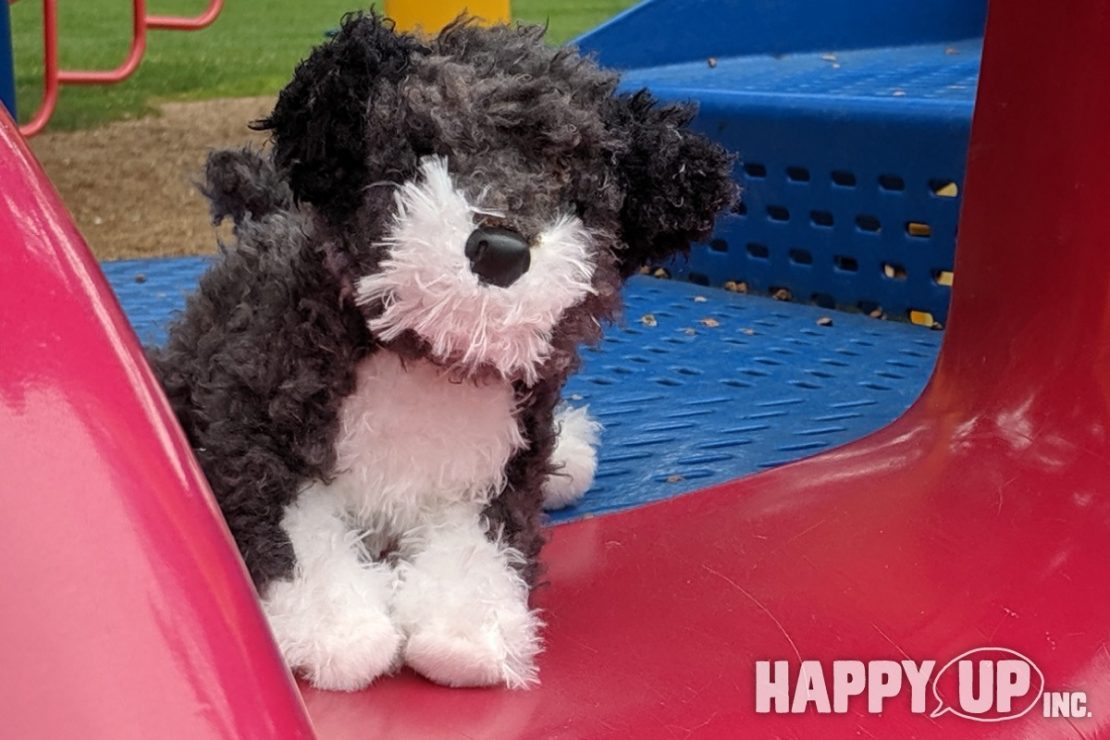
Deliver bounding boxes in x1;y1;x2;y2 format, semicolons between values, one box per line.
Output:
30;97;274;261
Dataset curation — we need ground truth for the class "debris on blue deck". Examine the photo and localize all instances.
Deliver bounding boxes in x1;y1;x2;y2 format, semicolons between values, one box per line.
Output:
103;257;941;523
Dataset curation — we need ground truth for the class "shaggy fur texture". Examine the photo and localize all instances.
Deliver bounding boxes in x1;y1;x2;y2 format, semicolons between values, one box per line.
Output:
543;406;602;510
150;12;736;690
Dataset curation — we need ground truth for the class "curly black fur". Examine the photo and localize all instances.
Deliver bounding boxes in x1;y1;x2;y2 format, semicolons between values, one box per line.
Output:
154;12;735;591
201;148;292;230
605;90;739;275
252;13;426;221
148;212;373;584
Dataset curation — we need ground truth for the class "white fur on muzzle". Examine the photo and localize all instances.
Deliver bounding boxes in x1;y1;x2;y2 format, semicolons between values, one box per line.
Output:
356;157;597;385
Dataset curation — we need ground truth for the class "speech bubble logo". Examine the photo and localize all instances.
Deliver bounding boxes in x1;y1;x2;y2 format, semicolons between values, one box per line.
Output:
930;647;1044;722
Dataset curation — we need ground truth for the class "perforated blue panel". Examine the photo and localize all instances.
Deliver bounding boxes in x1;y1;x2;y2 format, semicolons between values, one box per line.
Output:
609;41;980;325
557;276;940;521
101;257;941;522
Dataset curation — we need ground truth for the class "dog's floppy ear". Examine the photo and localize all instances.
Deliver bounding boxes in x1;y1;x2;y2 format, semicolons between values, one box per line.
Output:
607;90;738;276
253;13;422;222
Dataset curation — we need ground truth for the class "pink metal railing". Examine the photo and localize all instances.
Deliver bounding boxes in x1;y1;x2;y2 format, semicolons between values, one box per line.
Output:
19;0;223;136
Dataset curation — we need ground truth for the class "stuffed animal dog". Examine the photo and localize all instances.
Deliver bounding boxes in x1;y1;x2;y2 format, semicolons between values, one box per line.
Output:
150;12;734;691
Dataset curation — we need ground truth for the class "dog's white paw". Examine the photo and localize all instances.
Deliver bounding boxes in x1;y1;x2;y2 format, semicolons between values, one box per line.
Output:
403;608;542;689
264;581;403;692
543;405;601;510
392;507;544;689
405;630;509;687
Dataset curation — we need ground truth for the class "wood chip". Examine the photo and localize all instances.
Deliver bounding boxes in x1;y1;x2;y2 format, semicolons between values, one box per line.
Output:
683;328;697;336
640;314;657;327
945;46;959;55
665;474;685;483
909;309;934;327
869;307;885;319
693;295;708;303
652;267;671;279
699;318;720;328
29;96;275;261
934;182;959;198
707;56;718;68
723;280;748;293
741;328;755;336
638;265;652;275
772;288;792;301
816;316;833;327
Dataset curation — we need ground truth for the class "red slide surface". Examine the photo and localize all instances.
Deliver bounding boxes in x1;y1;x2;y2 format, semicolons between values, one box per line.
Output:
0;111;312;737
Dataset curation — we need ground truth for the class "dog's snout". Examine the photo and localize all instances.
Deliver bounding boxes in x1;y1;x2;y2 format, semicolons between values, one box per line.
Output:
465;227;531;288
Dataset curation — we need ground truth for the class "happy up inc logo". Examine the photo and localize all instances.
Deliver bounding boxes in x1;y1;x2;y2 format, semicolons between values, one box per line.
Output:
755;648;1090;722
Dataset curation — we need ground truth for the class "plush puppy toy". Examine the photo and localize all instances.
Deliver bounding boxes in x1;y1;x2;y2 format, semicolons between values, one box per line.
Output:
150;13;735;691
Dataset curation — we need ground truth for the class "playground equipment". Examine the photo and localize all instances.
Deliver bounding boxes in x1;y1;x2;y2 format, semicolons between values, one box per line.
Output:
580;0;985;325
0;110;312;737
2;0;1109;736
384;0;509;34
12;0;223;136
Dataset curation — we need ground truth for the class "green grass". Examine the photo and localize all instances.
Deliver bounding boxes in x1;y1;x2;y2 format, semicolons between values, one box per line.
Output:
10;0;637;131
514;0;634;43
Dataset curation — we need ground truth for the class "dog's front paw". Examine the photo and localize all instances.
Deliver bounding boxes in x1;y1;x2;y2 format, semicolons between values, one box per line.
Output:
394;504;544;688
543;405;601;510
403;608;542;689
264;581;403;692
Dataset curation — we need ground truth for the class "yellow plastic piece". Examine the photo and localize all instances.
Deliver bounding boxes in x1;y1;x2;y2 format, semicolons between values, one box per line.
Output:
385;0;510;35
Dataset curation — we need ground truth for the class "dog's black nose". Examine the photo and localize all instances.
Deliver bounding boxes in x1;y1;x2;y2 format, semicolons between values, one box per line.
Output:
465;227;531;288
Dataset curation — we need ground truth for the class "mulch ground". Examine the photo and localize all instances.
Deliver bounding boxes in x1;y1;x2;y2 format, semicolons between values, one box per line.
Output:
29;96;274;261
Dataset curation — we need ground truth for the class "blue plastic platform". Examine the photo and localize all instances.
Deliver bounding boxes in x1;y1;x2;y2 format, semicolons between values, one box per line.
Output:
578;0;985;326
103;257;941;522
635;42;978;326
620;40;980;103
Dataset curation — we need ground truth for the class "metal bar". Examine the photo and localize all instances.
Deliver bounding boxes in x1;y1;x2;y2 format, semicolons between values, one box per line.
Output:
18;0;57;137
17;0;223;136
147;0;222;31
57;0;146;84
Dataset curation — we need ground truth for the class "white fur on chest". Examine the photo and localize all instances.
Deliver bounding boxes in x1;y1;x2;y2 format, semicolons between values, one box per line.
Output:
330;351;526;529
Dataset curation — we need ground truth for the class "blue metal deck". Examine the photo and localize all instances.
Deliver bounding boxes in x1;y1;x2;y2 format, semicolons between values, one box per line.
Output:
103;256;941;522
